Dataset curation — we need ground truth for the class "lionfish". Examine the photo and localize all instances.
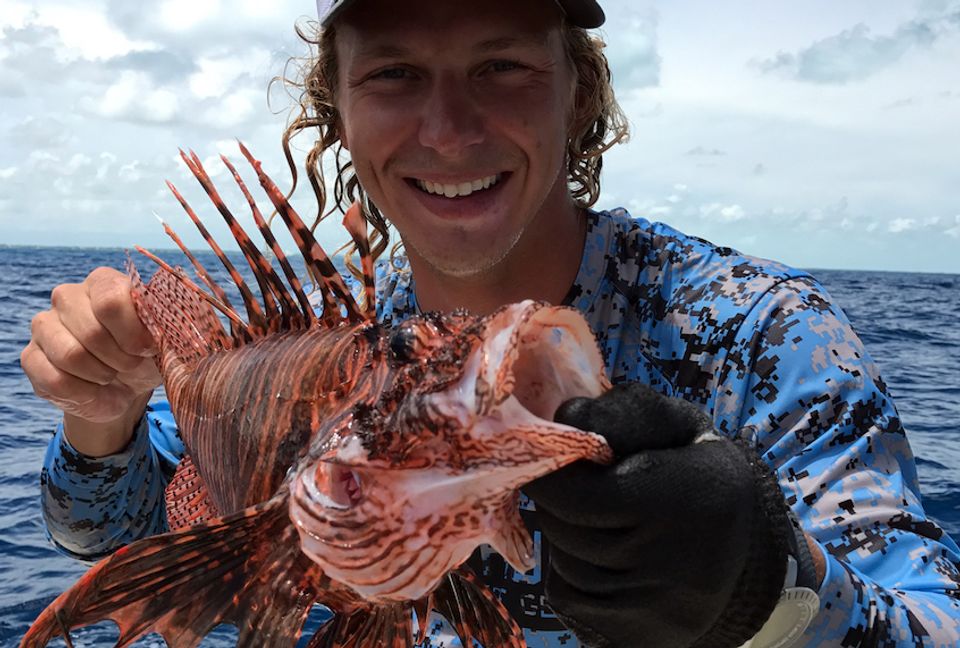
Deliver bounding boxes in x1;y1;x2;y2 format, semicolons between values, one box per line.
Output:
22;143;613;647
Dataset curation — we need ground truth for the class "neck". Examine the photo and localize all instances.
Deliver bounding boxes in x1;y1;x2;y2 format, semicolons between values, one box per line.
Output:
408;198;586;316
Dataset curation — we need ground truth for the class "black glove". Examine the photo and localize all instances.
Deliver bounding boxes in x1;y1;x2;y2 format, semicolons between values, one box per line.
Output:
524;383;792;648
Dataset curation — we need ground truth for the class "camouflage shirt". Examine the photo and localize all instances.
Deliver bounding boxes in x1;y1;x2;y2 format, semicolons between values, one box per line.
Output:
42;208;960;647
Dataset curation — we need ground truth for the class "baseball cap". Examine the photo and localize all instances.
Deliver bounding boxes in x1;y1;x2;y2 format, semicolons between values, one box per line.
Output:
316;0;605;28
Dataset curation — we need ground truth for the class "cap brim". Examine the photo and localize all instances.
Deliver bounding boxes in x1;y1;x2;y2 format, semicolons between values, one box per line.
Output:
321;0;604;28
558;0;605;28
321;0;353;26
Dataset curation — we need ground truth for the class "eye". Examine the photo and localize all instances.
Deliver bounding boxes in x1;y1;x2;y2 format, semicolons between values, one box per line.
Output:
389;324;421;364
371;67;411;81
488;60;522;73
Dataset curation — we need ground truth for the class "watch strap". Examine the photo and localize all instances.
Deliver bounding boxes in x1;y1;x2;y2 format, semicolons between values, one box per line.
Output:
784;509;818;591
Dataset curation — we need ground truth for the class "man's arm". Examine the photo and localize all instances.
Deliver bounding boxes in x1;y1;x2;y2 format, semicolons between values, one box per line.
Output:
528;273;960;647
41;403;184;561
720;276;960;645
22;267;179;560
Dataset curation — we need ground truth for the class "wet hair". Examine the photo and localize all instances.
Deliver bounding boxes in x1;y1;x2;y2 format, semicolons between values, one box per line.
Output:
279;18;629;264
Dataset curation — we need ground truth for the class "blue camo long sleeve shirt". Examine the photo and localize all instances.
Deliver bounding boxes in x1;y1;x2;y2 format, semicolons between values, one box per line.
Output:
41;208;960;646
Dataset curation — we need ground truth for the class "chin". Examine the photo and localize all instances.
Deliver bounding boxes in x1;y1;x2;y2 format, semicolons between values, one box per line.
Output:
415;232;524;280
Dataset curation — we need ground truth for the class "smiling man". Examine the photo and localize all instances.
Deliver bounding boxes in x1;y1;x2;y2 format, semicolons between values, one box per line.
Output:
20;0;960;647
332;0;595;316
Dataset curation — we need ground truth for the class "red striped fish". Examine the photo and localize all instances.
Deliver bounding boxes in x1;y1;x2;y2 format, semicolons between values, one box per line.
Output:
21;143;613;648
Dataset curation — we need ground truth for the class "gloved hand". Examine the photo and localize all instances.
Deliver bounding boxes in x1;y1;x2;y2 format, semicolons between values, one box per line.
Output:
524;383;792;648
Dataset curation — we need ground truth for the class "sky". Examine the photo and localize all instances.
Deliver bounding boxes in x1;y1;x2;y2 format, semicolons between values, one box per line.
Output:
0;0;958;273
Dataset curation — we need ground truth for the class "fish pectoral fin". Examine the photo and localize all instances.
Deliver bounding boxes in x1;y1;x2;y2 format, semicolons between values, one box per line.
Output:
303;569;523;648
488;494;536;574
164;454;220;531
305;603;415;648
22;495;321;648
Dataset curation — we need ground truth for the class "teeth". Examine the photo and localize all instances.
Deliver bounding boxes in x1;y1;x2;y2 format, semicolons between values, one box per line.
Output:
416;174;501;198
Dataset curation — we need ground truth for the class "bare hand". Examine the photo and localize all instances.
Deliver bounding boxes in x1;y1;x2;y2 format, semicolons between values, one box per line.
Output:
21;267;161;431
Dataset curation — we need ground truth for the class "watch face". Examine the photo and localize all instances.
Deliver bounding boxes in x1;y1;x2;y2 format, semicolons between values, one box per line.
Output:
747;587;820;648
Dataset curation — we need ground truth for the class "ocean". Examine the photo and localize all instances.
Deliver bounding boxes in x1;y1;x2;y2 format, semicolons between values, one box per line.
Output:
0;245;958;647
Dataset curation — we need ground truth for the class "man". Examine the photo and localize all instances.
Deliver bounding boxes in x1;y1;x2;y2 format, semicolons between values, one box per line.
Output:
20;0;960;646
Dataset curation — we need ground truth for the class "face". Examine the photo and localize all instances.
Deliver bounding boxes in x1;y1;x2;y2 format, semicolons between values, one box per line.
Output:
334;0;577;279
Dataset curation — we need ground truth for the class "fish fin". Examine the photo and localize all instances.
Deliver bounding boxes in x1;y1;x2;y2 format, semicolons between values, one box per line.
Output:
488;492;536;574
166;158;269;336
433;567;526;648
412;594;433;643
22;497;334;648
302;584;504;648
305;604;415;648
220;153;313;328
136;141;368;348
128;257;234;373
237;141;366;324
164;454;220;531
180;151;278;321
341;202;377;319
150;208;249;342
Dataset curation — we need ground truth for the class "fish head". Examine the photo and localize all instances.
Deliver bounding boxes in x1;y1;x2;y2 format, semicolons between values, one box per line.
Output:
291;300;613;602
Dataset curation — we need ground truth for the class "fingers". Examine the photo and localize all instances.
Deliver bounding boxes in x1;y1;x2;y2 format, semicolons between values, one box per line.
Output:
46;269;155;374
21;267;160;422
529;440;755;529
543;564;718;647
21;339;101;404
51;270;155;364
555;383;712;456
540;508;746;592
84;267;157;357
20;340;141;423
30;310;116;385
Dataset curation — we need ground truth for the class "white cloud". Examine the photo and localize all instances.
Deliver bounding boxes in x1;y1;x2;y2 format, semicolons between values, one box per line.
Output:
686;146;726;157
755;3;960;84
26;150;58;168
0;1;31;28
202;88;259;128
945;215;960;238
700;203;747;223
82;70;181;123
603;8;661;91
888;217;918;232
158;0;222;31
33;5;155;60
118;161;143;182
65;153;93;174
0;166;17;179
188;48;271;99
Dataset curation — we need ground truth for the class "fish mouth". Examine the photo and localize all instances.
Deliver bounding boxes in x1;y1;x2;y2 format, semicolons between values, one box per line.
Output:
467;300;610;423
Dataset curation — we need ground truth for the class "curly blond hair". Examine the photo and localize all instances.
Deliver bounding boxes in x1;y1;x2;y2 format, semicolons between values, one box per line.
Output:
280;18;629;265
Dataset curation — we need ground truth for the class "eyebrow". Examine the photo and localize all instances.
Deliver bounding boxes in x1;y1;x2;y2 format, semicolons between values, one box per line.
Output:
474;37;548;52
354;36;550;61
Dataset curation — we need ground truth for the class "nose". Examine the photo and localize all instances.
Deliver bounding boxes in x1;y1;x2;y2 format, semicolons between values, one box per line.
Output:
418;73;485;158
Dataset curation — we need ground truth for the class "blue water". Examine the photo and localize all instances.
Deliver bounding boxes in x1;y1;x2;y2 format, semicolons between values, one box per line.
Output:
0;246;958;646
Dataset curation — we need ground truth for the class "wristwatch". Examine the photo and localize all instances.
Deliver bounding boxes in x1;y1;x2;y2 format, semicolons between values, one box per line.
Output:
740;513;821;648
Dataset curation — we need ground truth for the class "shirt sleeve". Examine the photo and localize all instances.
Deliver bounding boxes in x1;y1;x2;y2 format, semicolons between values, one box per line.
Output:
40;401;183;563
713;275;960;645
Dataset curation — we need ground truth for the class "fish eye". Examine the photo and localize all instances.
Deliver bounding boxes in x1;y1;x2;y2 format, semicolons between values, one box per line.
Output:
389;324;420;363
